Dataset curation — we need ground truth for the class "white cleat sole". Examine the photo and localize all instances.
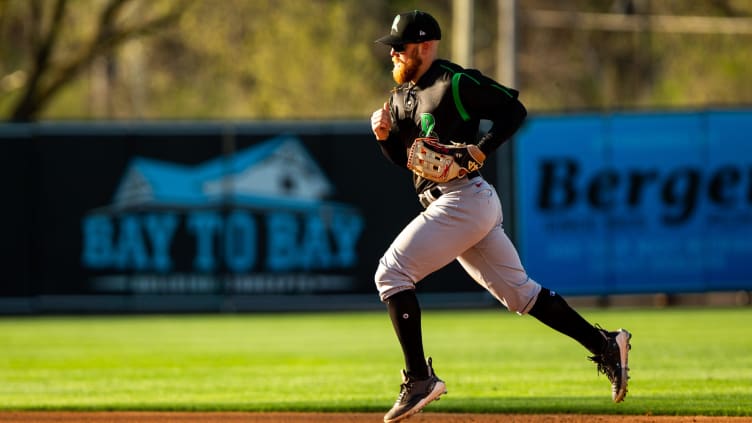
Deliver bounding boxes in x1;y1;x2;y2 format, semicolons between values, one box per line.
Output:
384;381;447;423
613;329;632;403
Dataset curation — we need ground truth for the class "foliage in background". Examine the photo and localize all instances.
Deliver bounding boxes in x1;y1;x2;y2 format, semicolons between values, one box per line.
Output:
1;0;751;121
158;0;396;119
515;0;752;111
0;0;188;121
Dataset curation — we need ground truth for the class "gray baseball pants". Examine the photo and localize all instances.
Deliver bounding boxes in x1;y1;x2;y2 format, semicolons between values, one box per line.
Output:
375;176;542;314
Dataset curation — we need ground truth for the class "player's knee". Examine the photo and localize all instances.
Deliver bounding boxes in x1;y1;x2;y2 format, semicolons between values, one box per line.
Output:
374;262;414;302
493;278;542;315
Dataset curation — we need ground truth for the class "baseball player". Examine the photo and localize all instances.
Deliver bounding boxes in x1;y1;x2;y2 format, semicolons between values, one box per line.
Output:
369;10;632;423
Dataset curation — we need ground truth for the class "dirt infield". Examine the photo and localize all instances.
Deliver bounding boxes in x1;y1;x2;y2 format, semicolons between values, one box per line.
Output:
1;413;751;423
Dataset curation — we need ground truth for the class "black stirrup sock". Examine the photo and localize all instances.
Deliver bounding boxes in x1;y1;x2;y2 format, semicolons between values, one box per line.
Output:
385;289;429;379
528;287;608;355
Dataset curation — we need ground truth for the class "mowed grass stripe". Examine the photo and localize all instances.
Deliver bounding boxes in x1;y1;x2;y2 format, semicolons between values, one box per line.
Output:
0;307;750;415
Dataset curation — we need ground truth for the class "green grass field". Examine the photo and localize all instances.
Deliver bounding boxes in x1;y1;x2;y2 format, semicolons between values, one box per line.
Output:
1;307;750;416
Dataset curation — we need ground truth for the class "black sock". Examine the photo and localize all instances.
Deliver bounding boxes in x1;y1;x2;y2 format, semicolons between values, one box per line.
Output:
385;289;428;379
528;287;607;355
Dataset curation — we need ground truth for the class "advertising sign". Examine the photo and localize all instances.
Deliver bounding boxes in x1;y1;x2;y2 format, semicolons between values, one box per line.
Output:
1;122;476;313
81;134;364;295
516;110;752;295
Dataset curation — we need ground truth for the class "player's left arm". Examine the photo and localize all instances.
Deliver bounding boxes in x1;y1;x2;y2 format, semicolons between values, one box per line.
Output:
458;72;528;155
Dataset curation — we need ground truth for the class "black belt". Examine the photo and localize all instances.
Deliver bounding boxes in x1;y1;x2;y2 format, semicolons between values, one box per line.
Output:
428;186;443;199
419;187;442;208
465;170;480;179
418;171;480;208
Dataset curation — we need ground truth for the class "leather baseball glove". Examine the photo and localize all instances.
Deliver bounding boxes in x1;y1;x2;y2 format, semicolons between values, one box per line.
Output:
406;137;486;183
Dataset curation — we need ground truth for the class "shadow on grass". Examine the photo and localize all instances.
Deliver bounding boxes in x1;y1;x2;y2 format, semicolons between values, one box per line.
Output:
226;395;751;417
5;395;750;417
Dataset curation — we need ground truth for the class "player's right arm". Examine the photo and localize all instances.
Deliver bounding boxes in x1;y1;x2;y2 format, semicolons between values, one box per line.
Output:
371;100;409;168
371;102;392;141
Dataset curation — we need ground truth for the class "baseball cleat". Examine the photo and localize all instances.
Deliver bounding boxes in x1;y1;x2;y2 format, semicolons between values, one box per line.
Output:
590;327;632;403
383;357;447;423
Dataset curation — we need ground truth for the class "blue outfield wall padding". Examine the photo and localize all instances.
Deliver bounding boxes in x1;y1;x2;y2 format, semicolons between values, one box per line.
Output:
514;109;752;296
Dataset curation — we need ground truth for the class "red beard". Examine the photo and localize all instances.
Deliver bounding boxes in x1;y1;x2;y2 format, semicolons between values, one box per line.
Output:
392;49;422;84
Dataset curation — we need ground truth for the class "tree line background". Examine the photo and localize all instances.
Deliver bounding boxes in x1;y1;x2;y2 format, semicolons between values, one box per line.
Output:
1;0;751;122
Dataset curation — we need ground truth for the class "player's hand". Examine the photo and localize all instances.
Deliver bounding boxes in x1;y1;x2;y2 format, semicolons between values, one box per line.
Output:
450;142;486;173
371;102;392;141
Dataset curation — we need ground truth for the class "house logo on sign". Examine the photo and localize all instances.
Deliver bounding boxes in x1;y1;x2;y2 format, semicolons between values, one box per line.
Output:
81;135;364;295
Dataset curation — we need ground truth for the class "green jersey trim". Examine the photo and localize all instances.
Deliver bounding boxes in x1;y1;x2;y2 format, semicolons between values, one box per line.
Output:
439;64;480;122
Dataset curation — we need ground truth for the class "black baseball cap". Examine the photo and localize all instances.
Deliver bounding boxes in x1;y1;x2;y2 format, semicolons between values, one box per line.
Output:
375;10;442;46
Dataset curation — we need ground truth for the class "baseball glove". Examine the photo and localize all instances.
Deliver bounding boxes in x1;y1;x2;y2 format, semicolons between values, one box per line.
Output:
406;137;486;183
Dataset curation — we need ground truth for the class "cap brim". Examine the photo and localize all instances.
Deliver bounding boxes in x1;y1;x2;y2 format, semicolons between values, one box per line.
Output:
375;34;404;45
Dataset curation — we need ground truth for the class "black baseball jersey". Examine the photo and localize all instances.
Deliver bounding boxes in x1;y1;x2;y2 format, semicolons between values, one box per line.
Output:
378;59;527;194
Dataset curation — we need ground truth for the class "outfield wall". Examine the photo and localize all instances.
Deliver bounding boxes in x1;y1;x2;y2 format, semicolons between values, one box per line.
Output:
515;110;752;296
1;109;750;313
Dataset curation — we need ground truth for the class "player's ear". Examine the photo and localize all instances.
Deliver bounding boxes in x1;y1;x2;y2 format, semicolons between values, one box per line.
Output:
422;40;438;56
